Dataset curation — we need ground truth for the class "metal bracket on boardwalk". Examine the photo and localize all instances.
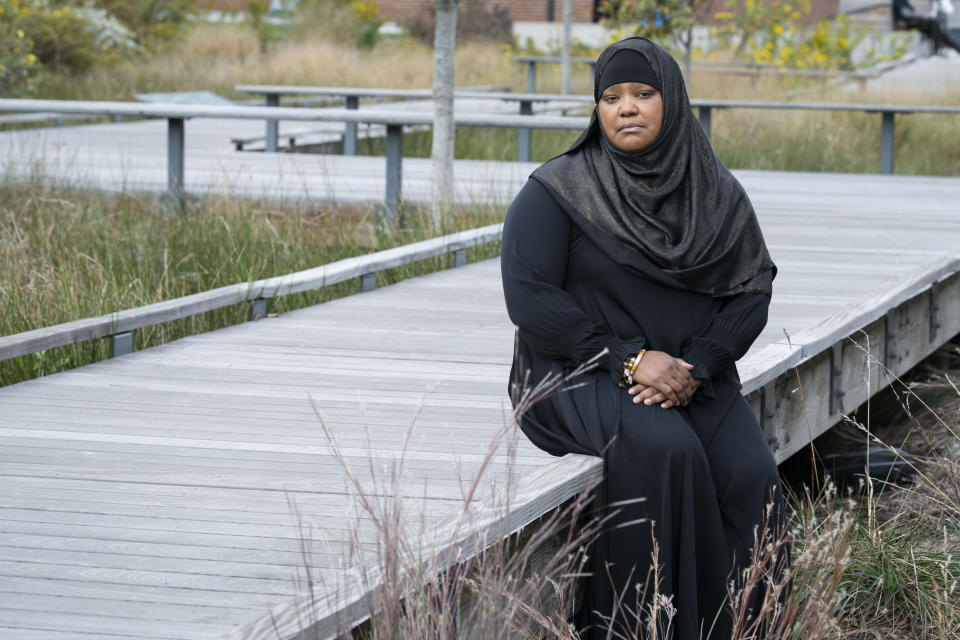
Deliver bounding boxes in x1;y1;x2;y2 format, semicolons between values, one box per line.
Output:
760;379;779;450
829;342;845;416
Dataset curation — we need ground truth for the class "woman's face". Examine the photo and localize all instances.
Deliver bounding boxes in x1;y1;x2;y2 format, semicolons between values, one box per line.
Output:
597;81;663;153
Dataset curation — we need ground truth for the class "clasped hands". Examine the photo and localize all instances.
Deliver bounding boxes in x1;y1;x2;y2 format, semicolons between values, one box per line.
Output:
627;350;702;409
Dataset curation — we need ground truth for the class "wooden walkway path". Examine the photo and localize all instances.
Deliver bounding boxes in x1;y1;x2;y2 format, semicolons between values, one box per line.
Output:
0;171;959;639
0;96;583;206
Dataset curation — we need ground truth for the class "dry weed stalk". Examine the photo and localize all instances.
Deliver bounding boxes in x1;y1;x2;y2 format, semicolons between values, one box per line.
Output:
726;483;854;640
299;354;613;639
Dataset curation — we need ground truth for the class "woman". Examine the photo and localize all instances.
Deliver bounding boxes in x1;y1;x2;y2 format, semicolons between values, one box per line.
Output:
501;38;788;639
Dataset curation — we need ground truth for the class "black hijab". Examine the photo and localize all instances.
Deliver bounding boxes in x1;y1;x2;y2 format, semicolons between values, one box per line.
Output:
531;37;775;297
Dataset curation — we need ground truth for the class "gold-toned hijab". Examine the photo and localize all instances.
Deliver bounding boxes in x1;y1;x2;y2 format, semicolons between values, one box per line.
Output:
531;37;775;297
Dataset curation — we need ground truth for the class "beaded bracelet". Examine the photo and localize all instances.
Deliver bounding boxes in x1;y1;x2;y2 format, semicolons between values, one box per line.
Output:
620;349;646;387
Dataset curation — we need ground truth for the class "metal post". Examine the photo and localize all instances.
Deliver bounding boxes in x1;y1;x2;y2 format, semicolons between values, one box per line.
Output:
929;286;940;343
760;380;778;449
167;117;185;210
112;332;133;358
265;93;279;153
880;111;895;175
361;273;377;292
249;298;267;321
589;61;597;84
517;99;533;163
698;106;712;140
384;124;403;223
453;248;467;267
829;342;844;415
344;95;359;155
55;117;65;128
884;308;898;369
527;61;537;94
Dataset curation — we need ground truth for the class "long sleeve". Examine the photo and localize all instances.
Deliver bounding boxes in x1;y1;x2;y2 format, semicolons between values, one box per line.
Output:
502;180;646;385
680;289;771;397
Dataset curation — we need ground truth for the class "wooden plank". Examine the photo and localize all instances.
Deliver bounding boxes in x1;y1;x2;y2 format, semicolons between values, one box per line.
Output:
224;453;603;640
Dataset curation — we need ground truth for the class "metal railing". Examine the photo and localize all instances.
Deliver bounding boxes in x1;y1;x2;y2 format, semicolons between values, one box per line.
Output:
511;54;889;92
234;84;587;159
1;97;957;218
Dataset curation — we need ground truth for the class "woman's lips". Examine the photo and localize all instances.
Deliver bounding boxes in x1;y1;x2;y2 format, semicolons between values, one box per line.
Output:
618;124;645;132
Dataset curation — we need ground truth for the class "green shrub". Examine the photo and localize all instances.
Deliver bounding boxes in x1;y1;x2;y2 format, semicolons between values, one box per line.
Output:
0;0;143;82
15;5;98;71
91;0;194;44
0;19;38;95
295;0;382;49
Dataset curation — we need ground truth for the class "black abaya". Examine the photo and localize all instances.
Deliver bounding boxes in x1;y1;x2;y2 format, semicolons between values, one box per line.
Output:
501;179;786;639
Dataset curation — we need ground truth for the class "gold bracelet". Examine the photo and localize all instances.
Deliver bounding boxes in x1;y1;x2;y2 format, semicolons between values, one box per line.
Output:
630;349;646;374
621;350;646;387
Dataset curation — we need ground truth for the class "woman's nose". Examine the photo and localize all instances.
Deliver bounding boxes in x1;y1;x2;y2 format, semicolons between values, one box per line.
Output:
619;98;639;116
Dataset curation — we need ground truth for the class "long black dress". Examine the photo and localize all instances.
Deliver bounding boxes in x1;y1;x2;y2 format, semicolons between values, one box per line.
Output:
501;178;785;640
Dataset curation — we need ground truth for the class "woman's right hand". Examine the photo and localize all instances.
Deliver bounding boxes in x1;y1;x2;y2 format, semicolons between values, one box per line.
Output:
629;351;696;407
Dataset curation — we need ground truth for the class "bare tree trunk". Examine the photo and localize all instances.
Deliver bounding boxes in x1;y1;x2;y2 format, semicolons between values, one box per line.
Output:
561;0;572;94
431;0;458;232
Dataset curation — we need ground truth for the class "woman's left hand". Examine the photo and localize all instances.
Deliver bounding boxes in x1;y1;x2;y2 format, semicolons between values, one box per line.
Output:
628;358;702;408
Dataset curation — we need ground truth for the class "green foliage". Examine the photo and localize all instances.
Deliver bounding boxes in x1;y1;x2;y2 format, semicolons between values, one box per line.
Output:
14;4;99;72
712;0;908;70
295;0;382;49
246;0;271;52
0;0;189;95
91;0;193;43
0;14;38;95
598;0;693;43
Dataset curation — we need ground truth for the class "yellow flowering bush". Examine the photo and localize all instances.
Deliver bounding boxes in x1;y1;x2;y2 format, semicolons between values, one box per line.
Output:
0;7;37;95
295;0;381;48
0;0;176;95
713;0;908;70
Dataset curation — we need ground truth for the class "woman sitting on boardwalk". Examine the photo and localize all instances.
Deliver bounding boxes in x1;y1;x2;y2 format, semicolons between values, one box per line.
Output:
501;37;789;639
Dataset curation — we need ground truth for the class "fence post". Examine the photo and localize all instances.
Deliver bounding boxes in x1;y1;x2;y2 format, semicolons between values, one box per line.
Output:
698;106;712;140
880;111;895;175
517;99;533;163
111;332;133;358
527;61;537;93
167;117;185;210
453;248;467;267
384;124;403;223
249;298;267;321
265;92;279;153
344;95;359;155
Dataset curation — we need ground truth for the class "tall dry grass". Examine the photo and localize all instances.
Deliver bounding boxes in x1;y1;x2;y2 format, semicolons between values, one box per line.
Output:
297;336;960;638
32;23;520;101
0;178;504;386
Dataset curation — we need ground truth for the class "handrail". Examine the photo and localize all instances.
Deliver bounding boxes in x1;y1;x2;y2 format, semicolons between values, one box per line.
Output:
2;97;957;214
0;98;589;128
0;223;504;363
510;54;888;92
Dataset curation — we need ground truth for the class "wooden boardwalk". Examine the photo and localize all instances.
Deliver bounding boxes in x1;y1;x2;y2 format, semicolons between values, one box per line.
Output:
0;97;585;206
0;169;959;638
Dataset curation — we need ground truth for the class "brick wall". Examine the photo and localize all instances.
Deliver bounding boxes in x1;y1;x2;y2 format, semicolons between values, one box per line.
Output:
696;0;840;26
204;0;248;11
